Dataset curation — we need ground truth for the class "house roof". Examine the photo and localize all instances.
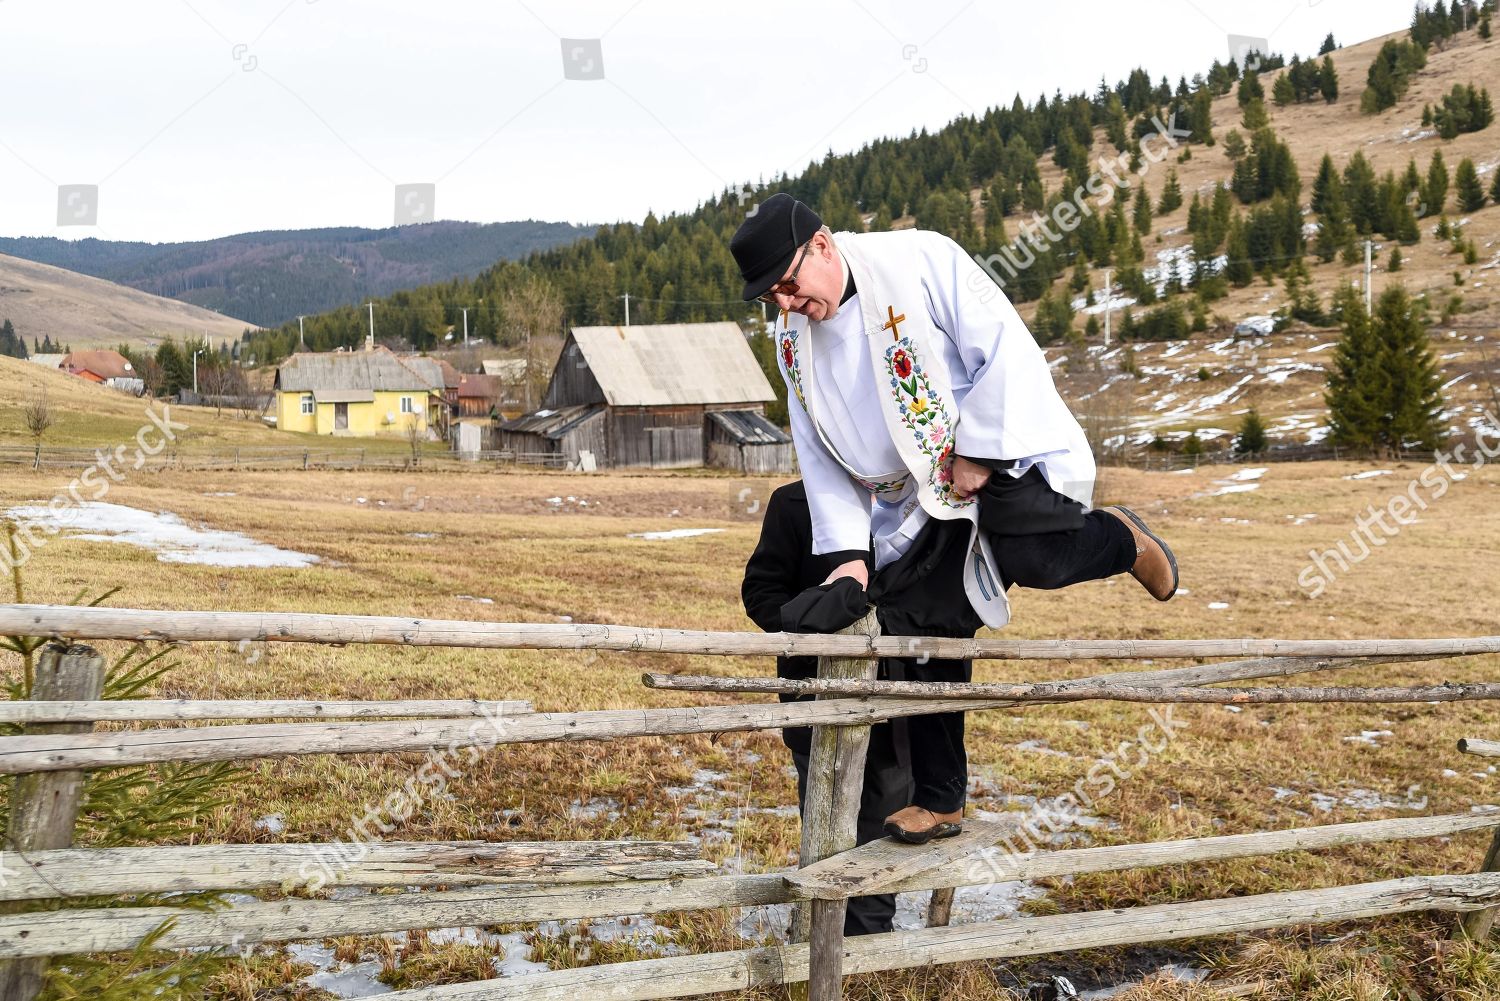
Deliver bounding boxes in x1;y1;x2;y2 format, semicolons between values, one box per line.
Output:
28;354;66;369
61;349;134;380
499;403;603;439
435;359;463;389
708;408;792;445
274;347;445;394
566;322;774;407
456;373;500;399
312;388;376;404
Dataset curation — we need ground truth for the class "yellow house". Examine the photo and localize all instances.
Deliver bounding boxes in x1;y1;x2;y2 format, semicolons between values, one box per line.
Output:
273;346;445;437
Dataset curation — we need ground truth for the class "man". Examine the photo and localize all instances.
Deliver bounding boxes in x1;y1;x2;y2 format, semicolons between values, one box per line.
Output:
730;193;1178;844
741;479;913;935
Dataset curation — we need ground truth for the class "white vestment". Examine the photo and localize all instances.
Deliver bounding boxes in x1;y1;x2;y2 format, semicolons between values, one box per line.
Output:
775;228;1096;629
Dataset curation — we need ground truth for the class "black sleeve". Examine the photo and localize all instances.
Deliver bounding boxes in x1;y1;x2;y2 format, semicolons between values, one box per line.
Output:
741;489;804;633
958;454;1018;471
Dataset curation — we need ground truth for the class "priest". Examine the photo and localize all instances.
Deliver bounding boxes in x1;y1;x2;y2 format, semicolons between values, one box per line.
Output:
730;193;1178;844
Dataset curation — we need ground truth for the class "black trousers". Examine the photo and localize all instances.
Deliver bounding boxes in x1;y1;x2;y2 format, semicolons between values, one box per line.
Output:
789;729;912;935
871;467;1138;815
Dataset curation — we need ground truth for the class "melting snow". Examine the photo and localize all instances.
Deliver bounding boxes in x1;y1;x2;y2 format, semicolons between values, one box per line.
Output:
2;502;319;568
627;528;726;540
1345;470;1393;480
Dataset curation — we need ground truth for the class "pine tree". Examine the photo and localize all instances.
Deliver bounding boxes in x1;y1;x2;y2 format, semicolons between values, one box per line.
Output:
1320;32;1338;55
1241;98;1270;130
1456;157;1487;211
1325;283;1389;451
1235;408;1269;454
1225;216;1254;286
1426;150;1450;214
1132;184;1153;234
1373;285;1444;451
1389;246;1404;271
1481;9;1492;38
1283;257;1325;323
1314;170;1354;263
1491;167;1500;205
1320;56;1340;102
1157;169;1183;214
1238;71;1265;106
1272;73;1296;107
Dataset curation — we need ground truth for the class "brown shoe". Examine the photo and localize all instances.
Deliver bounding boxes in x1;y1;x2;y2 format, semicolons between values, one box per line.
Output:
883;805;964;845
1105;506;1179;602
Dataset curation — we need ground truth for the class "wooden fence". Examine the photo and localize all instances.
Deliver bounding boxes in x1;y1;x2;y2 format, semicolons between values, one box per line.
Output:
0;444;580;472
2;603;1500;1000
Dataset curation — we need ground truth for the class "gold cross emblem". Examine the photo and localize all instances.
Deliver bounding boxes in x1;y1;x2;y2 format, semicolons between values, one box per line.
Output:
881;305;906;342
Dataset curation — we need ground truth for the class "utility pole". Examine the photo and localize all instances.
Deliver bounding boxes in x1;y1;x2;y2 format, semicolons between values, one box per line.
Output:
1103;267;1113;348
620;292;631;326
365;302;375;351
192;349;200;394
297;315;306;350
460;307;470;347
1364;239;1373;313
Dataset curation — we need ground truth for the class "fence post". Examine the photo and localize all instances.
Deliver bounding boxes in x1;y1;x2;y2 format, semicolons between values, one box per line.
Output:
791;607;880;1001
1456;828;1500;941
927;886;955;927
0;643;106;1001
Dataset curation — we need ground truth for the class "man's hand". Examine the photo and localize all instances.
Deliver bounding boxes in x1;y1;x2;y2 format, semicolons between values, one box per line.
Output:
821;559;869;588
951;455;993;500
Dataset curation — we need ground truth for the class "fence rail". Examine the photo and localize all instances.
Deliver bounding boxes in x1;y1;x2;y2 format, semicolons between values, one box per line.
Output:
0;444;577;472
2;606;1499;1000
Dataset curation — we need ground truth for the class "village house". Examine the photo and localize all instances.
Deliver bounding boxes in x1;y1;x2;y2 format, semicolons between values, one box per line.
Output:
59;349;143;394
272;345;445;437
498;322;792;472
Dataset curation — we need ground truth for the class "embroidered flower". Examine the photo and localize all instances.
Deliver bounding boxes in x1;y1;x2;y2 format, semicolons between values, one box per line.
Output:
781;338;794;371
909;397;927;415
892;349;913;379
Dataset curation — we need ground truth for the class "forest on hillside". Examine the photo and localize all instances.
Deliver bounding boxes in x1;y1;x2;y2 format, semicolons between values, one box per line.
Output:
241;2;1496;385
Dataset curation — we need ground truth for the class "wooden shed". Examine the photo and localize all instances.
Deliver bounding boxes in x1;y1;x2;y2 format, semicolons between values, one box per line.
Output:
500;322;792;471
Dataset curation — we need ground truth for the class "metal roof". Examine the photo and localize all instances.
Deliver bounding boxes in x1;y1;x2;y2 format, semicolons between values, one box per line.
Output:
708;408;792;445
275;348;445;394
566;322;774;407
498;403;603;439
61;349;134;380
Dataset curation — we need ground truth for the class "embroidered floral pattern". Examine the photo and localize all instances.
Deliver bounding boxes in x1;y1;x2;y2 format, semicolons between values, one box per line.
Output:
780;323;807;413
885;337;970;509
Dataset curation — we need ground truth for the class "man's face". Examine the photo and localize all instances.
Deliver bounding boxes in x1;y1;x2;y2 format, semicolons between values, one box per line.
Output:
767;232;843;322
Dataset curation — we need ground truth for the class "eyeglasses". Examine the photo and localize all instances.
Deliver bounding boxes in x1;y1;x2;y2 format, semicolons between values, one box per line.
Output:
756;242;813;304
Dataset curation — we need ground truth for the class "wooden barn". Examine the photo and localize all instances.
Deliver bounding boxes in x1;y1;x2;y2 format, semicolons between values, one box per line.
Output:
498;322;792;472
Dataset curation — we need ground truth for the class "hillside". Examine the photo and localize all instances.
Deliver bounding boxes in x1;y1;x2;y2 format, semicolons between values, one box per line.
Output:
0;253;255;353
0;219;594;329
1033;25;1500;339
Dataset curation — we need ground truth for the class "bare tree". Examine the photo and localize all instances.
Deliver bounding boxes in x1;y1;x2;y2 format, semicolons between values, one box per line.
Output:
406;416;426;468
500;274;563;412
23;388;55;470
137;356;165;399
197;364;230;417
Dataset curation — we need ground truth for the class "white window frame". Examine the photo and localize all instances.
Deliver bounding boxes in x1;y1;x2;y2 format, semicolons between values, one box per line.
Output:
300;394;314;415
400;396;415;414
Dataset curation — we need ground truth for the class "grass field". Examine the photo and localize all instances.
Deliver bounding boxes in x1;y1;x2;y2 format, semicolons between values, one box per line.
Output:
3;459;1500;999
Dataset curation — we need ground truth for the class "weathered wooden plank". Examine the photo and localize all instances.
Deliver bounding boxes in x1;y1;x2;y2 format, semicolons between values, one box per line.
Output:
0;811;1492;959
377;872;1500;1000
1459;738;1500;758
786;818;1022;901
5;603;1498;661
646;675;1500;705
0;840;711;901
0;699;534;724
0;644;105;1001
0;654;1437;775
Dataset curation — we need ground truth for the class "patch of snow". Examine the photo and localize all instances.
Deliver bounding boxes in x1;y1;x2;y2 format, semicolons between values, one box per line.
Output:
1207;601;1231;610
1342;729;1395;746
253;813;285;834
1228;467;1268;481
1344;470;1393;480
454;594;494;604
627;528;726;541
2;501;319;568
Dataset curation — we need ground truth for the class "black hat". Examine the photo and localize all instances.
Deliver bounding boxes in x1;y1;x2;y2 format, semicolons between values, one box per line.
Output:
730;193;824;301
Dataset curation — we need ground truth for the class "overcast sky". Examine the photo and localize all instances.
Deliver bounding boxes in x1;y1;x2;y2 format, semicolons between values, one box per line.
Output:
0;0;1416;244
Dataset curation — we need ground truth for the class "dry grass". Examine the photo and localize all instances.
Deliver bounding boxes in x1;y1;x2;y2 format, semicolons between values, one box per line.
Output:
2;460;1499;998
